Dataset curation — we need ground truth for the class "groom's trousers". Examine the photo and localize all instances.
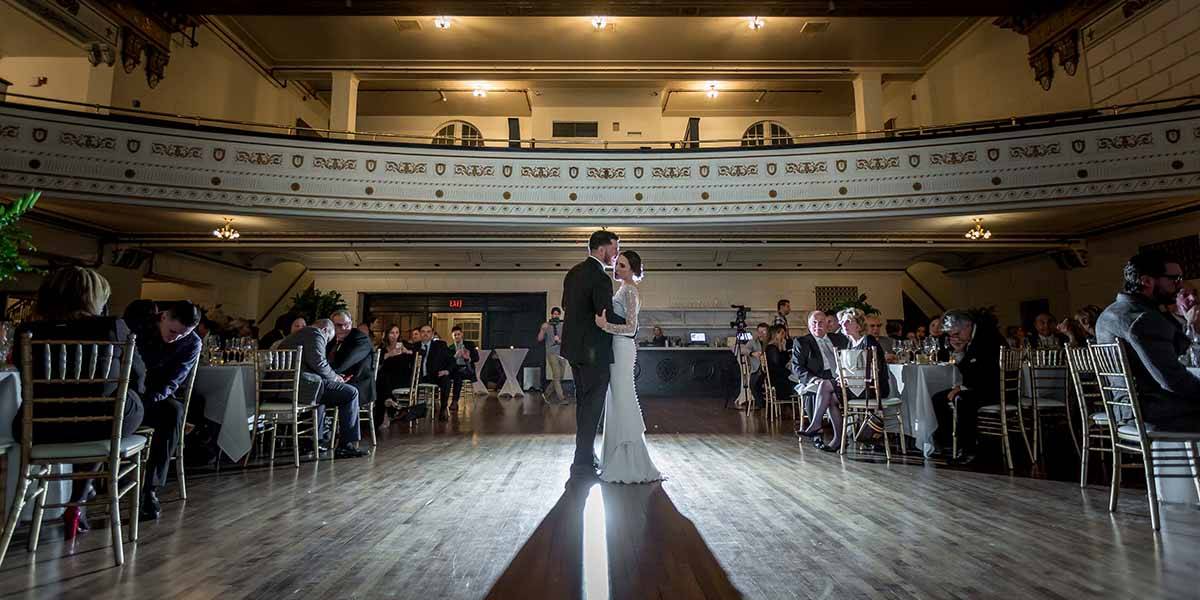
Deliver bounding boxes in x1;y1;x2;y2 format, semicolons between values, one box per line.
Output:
571;362;610;467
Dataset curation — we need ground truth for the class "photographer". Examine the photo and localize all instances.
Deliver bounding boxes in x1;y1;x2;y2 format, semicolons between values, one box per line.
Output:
538;307;570;402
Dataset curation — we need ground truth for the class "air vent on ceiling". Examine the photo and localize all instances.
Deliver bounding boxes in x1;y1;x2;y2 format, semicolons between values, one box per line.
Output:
393;19;422;32
801;21;830;33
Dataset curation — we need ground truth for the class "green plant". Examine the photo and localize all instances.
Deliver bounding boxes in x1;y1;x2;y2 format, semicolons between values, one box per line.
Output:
0;190;40;282
829;293;880;316
287;286;348;322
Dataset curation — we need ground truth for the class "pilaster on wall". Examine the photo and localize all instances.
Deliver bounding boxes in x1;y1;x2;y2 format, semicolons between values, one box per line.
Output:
853;72;884;137
330;72;359;139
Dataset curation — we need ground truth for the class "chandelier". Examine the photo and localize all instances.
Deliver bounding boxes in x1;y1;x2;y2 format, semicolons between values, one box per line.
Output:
212;218;241;241
964;218;992;240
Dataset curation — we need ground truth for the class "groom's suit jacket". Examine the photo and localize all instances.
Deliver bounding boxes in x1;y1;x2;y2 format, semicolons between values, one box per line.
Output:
561;256;623;366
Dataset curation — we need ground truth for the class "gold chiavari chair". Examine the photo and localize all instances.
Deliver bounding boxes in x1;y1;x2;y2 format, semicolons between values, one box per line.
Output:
766;361;801;423
172;361;200;499
0;334;144;567
249;348;318;468
760;357;776;419
389;352;440;423
969;347;1034;471
361;348;381;446
1026;348;1073;460
1091;340;1200;531
835;347;906;459
1065;345;1110;488
736;349;756;416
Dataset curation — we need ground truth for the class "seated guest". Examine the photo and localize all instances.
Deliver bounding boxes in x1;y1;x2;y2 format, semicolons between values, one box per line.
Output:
416;324;454;421
915;325;927;343
14;267;146;540
866;314;896;359
1058;305;1102;348
278;319;367;458
763;325;793;409
377;323;415;428
123;299;202;520
260;313;299;349
793;310;849;452
734;323;770;407
1169;285;1198;337
1005;326;1023;350
824;313;841;335
931;309;1004;464
1096;251;1200;432
926;315;951;362
649;326;668;347
448;325;480;413
408;327;423;345
1027;312;1068;349
328;310;376;431
837;308;890;399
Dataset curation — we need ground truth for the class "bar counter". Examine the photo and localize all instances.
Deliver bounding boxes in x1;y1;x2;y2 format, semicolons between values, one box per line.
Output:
634;346;739;398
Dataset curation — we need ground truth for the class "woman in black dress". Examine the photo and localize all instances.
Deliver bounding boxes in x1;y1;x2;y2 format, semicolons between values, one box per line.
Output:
376;324;416;428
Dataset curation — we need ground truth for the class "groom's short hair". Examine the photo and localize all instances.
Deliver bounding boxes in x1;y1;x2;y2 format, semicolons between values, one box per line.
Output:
588;230;620;251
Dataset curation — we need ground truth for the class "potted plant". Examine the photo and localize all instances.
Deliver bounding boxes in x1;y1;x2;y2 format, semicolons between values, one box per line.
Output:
0;190;39;282
288;286;348;322
829;293;880;316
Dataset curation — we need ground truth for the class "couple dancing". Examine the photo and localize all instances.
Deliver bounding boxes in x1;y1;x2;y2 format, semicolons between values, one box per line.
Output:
560;230;663;484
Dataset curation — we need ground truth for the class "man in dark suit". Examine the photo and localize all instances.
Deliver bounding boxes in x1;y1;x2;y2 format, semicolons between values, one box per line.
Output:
561;229;620;476
416;324;455;420
932;309;1005;463
328;309;376;423
278;320;367;458
1096;251;1200;431
791;310;849;447
1027;312;1069;349
447;325;480;412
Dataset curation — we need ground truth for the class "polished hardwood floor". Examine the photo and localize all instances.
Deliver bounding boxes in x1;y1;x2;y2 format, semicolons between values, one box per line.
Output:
1;392;1198;599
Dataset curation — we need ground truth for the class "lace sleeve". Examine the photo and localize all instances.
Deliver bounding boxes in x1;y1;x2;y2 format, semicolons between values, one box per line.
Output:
599;286;639;336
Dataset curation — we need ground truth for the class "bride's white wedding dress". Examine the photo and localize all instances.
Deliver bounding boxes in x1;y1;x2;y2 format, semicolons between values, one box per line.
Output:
597;281;663;484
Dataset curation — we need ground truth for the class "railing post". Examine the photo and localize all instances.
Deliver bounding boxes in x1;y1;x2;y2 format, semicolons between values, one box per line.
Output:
0;78;9;103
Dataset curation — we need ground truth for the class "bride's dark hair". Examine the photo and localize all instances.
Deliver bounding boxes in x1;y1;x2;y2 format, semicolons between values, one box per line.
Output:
621;250;644;279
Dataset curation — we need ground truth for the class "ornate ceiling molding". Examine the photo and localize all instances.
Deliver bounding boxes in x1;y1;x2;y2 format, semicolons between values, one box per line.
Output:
1;103;1198;226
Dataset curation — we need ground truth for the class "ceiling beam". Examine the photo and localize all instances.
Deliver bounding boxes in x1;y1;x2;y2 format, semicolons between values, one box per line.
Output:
167;1;1027;17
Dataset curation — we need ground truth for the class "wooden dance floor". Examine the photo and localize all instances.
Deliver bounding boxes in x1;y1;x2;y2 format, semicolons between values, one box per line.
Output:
1;394;1197;599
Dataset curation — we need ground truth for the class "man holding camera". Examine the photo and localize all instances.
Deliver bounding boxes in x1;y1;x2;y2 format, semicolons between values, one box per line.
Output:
538;307;570;403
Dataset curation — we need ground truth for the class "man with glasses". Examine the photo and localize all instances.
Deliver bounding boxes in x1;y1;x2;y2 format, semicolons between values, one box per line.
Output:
1096;250;1200;432
328;310;376;433
417;324;454;420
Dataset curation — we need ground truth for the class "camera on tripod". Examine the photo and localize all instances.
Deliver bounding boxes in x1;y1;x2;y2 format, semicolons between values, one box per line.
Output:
548;316;562;326
730;305;751;343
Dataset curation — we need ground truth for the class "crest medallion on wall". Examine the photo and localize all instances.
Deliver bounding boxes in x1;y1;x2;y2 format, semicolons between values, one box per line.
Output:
503;165;513;177
766;162;776;176
908;154;921;168
32;128;47;143
1071;139;1086;153
569;166;579;179
987;148;999;161
366;159;377;172
1167;129;1181;144
435;163;446;176
634;166;644;179
212;148;226;162
126;139;141;153
292;154;304;168
699;165;710;177
835;160;846;173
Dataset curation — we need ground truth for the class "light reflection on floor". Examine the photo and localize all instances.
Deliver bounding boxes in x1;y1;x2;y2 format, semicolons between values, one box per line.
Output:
581;483;609;600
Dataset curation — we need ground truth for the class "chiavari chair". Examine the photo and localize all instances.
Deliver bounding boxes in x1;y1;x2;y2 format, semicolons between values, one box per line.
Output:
1065;345;1110;487
834;347;906;459
1026;348;1073;460
390;351;440;423
1;333;144;567
1090;340;1200;531
171;362;200;499
735;349;756;416
362;348;381;446
249;348;318;468
969;347;1035;470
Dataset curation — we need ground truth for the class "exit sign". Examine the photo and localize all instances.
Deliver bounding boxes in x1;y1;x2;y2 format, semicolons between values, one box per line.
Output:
448;299;464;309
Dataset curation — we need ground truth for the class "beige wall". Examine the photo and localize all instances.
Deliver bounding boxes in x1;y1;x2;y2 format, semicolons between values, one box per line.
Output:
0;56;104;108
1086;0;1200;106
356;115;525;145
913;21;1094;125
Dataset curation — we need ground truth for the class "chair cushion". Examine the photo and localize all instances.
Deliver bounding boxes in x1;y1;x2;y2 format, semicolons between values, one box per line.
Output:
1090;411;1109;424
847;397;902;408
1117;423;1200;441
260;402;316;412
392;387;412;395
978;404;1019;413
32;434;147;460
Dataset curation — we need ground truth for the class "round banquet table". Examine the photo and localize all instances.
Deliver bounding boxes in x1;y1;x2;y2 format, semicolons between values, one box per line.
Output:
492;348;529;397
887;362;962;458
194;364;257;463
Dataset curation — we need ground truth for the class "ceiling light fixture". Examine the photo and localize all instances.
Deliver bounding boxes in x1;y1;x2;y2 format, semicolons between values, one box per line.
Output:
438;89;447;102
748;16;765;30
755;90;767;103
212;217;240;241
591;16;608;30
434;16;451;30
705;81;719;99
472;87;487;97
964;218;992;240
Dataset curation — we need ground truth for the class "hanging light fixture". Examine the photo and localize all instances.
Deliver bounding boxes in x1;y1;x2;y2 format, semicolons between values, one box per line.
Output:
472;87;487;97
591;16;608;30
705;81;719;99
212;217;241;241
434;16;451;30
748;16;765;30
964;218;992;240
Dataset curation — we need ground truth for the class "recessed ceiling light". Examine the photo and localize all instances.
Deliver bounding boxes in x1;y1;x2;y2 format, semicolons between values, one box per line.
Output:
472;88;487;97
434;16;451;30
705;81;719;99
748;16;765;30
591;16;608;30
438;90;447;102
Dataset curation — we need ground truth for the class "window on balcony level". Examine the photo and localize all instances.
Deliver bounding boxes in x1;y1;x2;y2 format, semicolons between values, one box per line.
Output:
741;121;794;146
432;121;484;147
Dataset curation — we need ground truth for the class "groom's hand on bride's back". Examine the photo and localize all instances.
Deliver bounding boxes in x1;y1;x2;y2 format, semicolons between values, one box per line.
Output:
594;310;607;328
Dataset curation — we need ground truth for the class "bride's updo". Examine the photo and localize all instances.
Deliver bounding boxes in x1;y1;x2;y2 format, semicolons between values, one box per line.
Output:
622;250;644;281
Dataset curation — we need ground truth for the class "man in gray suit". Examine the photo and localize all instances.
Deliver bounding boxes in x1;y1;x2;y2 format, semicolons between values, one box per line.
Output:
1096;251;1200;432
278;319;368;458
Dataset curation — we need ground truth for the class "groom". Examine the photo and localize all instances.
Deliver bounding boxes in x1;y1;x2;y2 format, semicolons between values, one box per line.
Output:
561;230;622;477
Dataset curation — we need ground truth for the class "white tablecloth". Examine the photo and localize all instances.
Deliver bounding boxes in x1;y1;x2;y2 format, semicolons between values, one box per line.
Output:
194;364;256;462
473;349;492;395
493;348;529;397
1;370;70;520
887;363;961;458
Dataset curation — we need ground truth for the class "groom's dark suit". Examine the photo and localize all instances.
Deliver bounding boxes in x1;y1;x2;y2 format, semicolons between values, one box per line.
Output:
561;255;623;469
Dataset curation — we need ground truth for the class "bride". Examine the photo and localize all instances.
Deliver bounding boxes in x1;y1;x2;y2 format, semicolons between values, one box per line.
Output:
594;250;663;484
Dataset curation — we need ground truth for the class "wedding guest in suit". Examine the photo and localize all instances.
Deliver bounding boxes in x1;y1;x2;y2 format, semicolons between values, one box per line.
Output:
1027;312;1069;349
13;267;146;540
448;325;480;412
278;320;367;458
328;310;376;428
416;324;455;420
1096;251;1200;432
764;325;793;409
932;309;1005;464
774;299;791;329
793;310;849;452
124;299;201;520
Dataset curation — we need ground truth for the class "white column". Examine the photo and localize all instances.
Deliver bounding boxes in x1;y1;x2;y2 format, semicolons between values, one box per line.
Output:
852;72;884;138
330;71;359;139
